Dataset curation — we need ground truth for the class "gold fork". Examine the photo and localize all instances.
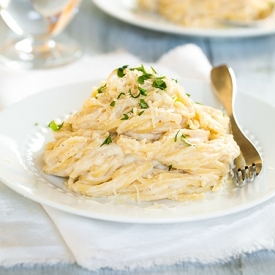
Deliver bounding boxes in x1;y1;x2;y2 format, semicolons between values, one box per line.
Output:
210;65;263;187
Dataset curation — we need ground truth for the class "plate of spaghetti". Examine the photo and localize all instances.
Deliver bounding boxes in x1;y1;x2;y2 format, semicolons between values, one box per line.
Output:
0;65;274;223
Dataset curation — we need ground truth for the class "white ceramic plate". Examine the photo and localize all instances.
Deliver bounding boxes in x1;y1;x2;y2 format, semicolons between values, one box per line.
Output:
0;79;275;224
92;0;275;38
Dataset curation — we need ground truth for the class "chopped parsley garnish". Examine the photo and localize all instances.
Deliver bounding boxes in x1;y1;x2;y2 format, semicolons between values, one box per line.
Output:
131;65;154;84
151;66;157;74
139;99;149;109
100;134;112;146
138;111;144;116
172;78;178;83
152;78;167;90
137;74;150;84
174;130;194;146
121;114;129;120
117;65;128;78
172;96;178;102
97;83;107;93
129;87;147;98
121;109;133;120
48;121;64;131
181;134;194;146
110;101;116;107
131;64;147;74
138;86;147;96
129;89;140;98
168;165;173;171
117;92;125;99
174;130;181;142
186;93;191;97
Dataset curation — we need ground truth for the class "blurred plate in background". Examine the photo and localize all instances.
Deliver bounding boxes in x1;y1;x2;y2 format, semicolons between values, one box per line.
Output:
92;0;275;38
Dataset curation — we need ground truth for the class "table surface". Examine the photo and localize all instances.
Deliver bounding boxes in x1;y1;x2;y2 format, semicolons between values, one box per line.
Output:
1;0;275;274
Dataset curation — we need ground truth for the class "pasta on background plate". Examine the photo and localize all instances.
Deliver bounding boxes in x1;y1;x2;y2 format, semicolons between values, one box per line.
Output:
43;65;240;202
138;0;275;28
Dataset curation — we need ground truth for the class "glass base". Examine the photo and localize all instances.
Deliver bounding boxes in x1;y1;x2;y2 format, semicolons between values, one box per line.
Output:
0;35;82;69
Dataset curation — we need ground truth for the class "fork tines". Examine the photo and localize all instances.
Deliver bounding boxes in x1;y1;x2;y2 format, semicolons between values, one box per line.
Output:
232;163;257;187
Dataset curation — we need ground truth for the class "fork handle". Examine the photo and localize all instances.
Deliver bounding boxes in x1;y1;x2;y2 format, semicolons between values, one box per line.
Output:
210;65;261;166
210;65;236;117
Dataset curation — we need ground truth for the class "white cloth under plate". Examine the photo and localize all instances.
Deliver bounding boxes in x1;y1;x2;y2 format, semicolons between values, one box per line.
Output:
1;44;275;271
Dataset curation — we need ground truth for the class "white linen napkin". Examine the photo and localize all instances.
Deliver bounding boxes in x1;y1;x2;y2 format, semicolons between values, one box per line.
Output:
1;44;275;271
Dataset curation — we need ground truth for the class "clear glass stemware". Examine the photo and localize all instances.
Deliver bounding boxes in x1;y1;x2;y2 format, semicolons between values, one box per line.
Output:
0;0;82;69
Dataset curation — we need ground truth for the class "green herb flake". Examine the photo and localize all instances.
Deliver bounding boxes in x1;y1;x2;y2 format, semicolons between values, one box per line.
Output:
34;122;38;126
174;130;180;142
168;165;173;171
138;86;147;96
139;99;149;109
152;78;167;90
151;66;157;74
131;64;147;74
186;93;191;97
129;89;140;98
100;134;112;146
138;111;144;116
137;75;150;84
117;92;125;99
110;101;116;107
172;96;179;102
181;134;194;146
121;114;129;120
48;121;64;131
117;65;128;78
97;83;107;93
